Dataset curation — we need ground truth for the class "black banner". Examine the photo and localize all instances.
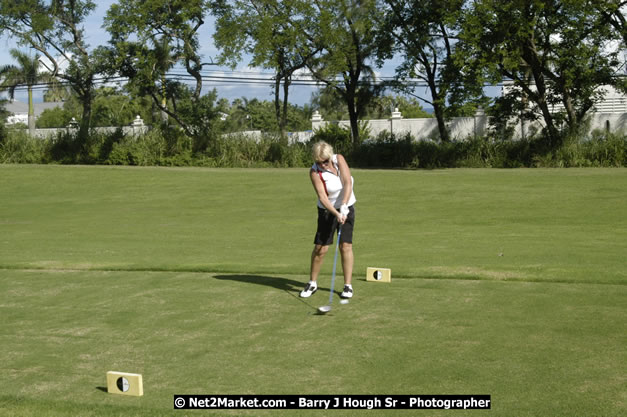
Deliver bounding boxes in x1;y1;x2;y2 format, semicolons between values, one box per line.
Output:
174;395;491;410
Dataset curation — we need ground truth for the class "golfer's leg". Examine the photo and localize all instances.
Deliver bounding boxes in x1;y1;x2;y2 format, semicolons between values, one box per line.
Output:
310;244;329;282
339;242;353;285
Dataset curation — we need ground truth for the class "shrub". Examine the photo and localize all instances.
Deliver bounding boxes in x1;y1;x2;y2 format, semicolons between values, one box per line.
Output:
48;131;85;164
199;133;307;168
0;130;46;163
1;124;624;168
311;123;353;156
107;130;175;166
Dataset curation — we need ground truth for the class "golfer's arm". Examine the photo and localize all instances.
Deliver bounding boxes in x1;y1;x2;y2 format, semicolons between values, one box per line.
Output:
337;155;352;206
310;170;340;215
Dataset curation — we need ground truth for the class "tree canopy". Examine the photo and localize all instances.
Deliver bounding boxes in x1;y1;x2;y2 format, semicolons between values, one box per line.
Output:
0;49;56;134
0;0;111;143
459;0;626;146
0;0;624;147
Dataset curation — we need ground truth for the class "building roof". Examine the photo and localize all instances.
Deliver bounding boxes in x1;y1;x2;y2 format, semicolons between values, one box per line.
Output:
2;100;64;118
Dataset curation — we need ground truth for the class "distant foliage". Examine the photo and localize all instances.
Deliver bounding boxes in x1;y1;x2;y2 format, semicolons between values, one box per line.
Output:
1;127;625;168
0;130;48;164
350;131;626;169
204;134;311;167
311;123;353;156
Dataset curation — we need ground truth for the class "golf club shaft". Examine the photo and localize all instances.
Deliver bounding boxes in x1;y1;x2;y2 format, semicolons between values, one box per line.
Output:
328;227;342;305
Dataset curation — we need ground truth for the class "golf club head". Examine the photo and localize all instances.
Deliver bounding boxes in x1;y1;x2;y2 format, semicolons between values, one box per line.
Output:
317;305;331;314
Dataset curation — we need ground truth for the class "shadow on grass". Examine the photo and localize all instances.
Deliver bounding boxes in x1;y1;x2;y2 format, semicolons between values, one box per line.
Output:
213;274;340;314
213;274;340;295
214;274;303;292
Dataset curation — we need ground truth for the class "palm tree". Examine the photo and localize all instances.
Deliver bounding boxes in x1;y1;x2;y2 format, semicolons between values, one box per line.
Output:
0;49;57;135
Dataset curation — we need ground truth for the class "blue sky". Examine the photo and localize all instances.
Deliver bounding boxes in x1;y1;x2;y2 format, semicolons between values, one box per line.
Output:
0;1;420;109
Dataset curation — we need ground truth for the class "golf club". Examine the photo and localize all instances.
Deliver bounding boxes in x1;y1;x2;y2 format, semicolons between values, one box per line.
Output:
318;226;342;314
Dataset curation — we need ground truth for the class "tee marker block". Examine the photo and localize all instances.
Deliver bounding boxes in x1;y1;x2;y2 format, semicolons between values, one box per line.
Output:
366;267;391;282
106;371;143;396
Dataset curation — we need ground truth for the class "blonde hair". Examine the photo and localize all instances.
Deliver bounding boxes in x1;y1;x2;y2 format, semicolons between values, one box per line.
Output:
312;141;334;162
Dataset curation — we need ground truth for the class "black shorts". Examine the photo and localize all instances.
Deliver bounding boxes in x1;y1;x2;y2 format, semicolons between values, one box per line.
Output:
314;205;355;245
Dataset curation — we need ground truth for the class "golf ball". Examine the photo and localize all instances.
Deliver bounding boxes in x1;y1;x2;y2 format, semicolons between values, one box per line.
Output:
340;299;349;305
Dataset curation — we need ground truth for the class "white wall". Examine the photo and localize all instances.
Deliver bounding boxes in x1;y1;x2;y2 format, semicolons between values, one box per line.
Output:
310;110;627;141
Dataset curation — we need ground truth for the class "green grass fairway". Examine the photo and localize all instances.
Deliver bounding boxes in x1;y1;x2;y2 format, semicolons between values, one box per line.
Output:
1;165;626;416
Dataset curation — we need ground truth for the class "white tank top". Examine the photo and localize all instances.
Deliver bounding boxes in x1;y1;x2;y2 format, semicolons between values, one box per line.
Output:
312;154;357;209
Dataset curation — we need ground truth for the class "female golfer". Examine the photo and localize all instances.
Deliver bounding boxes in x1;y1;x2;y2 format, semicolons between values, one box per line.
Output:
300;141;356;299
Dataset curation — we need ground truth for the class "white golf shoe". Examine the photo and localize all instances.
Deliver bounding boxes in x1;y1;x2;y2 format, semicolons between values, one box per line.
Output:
299;282;318;298
340;285;353;299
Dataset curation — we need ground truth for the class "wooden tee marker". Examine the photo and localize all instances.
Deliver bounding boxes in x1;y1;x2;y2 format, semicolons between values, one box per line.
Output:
366;267;391;282
106;371;143;396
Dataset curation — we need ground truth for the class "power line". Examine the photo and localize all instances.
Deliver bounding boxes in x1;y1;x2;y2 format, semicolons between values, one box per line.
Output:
0;69;433;91
1;69;513;94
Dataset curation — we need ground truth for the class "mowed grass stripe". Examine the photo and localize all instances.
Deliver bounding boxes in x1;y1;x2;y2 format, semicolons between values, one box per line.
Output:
0;165;626;416
0;265;625;287
1;165;626;284
0;268;625;416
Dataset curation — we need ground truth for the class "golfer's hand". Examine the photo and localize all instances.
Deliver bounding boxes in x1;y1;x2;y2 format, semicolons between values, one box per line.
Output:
340;204;349;217
336;211;346;224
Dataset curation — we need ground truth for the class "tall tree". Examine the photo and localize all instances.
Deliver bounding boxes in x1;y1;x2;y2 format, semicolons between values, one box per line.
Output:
211;0;318;140
103;0;218;145
594;1;627;45
0;0;109;143
460;0;625;146
43;85;71;103
296;0;386;145
310;87;350;121
379;0;476;142
364;94;432;119
0;97;8;142
591;0;627;93
0;49;56;135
